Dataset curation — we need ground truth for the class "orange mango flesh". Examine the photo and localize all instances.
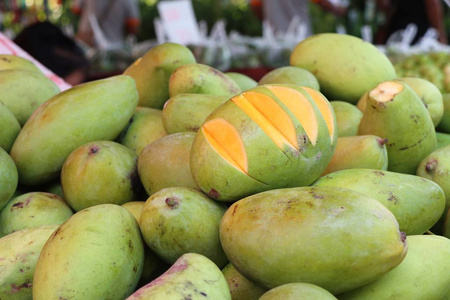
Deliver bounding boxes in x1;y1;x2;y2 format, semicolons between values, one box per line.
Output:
202;118;248;174
301;87;336;144
266;85;319;146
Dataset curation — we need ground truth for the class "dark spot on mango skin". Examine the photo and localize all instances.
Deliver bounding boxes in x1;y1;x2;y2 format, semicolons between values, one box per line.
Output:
208;189;220;199
11;282;32;294
11;202;24;209
373;171;385;176
165;197;179;209
425;159;438;174
400;232;407;243
89;145;100;155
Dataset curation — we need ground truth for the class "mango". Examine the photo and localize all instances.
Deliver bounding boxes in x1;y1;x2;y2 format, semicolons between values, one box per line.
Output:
322;135;388;175
10;75;138;186
339;235;450;300
119;107;167;156
127;253;231;300
445;209;450;238
0;101;20;152
358;80;437;174
290;33;396;103
0;225;58;300
168;63;241;98
437;93;450;132
162;94;228;134
220;186;407;294
0;147;18;211
436;132;450;149
138;132;199;196
0;54;41;73
222;263;267;300
313;169;445;235
225;72;257;91
258;66;320;90
33;204;144;300
0;192;73;237
190;84;337;201
123;43;196;108
330;101;363;137
61;140;142;211
259;283;337;300
122;201;145;221
139;187;228;267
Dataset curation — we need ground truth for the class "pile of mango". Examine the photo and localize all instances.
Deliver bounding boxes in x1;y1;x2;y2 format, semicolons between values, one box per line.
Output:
0;33;449;300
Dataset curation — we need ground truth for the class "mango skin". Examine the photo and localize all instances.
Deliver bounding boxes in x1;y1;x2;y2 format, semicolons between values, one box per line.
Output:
10;75;138;186
220;186;407;294
290;33;396;103
225;72;258;91
0;101;20;152
0;55;41;73
437;93;450;133
445;209;450;238
313;169;445;235
222;263;267;300
339;235;450;300
259;283;337;300
0;147;18;211
0;225;58;300
330;101;363;137
436;132;450;149
258;66;320;90
33;204;145;300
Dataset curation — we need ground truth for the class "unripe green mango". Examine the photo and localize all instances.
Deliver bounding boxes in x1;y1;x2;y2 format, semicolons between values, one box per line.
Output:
0;54;41;73
436;132;450;149
222;263;267;300
0;192;73;237
124;43;196;108
339;235;450;300
33;204;144;300
0;147;18;211
330;101;363;137
127;253;231;300
258;66;320;90
225;72;257;91
437;93;450;133
220;186;407;294
313;169;445;235
290;33;396;103
10;75;138;186
138;132;199;196
358;80;437;174
322;135;388;175
259;283;337;300
119;107;167;156
168;63;241;98
0;101;20;152
162;94;228;134
0;225;58;300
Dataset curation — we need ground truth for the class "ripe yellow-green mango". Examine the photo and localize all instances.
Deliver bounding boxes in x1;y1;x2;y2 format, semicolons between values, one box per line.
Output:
124;43;196;108
119;107;167;156
122;201;145;221
10;75;138;186
313;169;445;235
127;253;231;300
33;204;145;300
222;263;267;300
436;132;450;149
322;135;388;175
225;72;257;91
0;225;58;300
220;186;407;294
162;94;228;134
139;187;228;267
330;101;363;137
358;81;437;174
339;235;450;300
290;33;396;103
0;69;59;125
169;63;241;98
0;54;41;73
258;66;320;90
0;147;18;211
0;192;73;237
259;283;337;300
437;93;450;132
0;101;20;152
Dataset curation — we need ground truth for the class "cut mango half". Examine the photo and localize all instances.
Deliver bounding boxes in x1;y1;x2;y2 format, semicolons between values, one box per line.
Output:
266;85;319;146
202;118;248;174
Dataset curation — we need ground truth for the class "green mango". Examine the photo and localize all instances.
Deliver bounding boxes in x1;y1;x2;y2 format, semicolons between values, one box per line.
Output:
61;140;142;211
0;225;58;300
0;54;41;73
127;253;231;300
259;283;337;300
358;80;437;174
0;101;20;152
119;107;167;156
123;43;196;109
0;147;18;211
220;186;407;294
168;63;241;98
313;169;445;235
339;235;450;300
0;192;73;237
330;101;363;137
258;66;320;90
162;94;228;134
33;204;144;300
10;75;138;186
290;33;396;103
225;72;258;91
138;132;199;196
436;132;450;149
437;93;450;132
222;263;267;300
